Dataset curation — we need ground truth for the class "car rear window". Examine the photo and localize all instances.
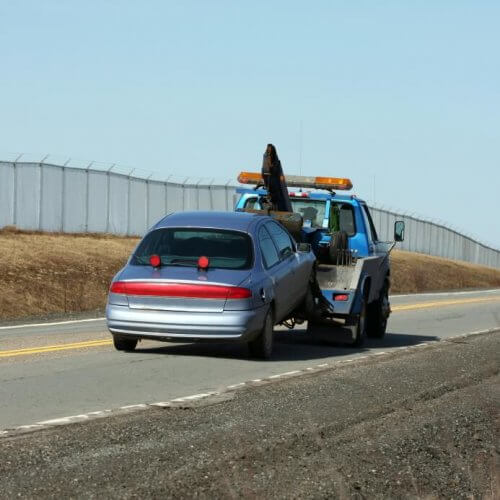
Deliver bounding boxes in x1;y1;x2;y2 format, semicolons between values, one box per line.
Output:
131;228;253;269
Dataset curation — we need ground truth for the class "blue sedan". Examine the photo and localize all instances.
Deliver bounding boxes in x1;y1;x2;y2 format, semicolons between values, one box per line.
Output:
106;211;316;358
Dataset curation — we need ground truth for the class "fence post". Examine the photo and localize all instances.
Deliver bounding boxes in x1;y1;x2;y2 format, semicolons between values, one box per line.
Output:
84;162;94;233
38;155;49;231
105;164;115;234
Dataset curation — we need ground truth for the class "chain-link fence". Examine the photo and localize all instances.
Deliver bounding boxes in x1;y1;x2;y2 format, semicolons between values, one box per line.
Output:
1;159;499;269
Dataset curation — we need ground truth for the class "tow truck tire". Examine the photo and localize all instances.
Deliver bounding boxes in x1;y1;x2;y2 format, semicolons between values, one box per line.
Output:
328;231;348;264
367;282;389;339
348;299;367;347
113;335;138;352
248;309;274;359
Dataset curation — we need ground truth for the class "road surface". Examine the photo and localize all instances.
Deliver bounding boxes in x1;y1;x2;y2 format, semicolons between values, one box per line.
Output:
1;289;499;430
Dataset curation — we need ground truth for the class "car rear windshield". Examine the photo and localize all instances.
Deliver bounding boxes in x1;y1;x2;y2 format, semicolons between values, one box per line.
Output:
131;228;253;269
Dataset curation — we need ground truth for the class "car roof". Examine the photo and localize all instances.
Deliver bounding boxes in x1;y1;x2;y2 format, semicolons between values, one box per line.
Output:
154;211;263;232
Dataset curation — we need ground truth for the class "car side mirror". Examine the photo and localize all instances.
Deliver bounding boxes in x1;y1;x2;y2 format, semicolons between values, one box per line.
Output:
394;221;405;242
297;242;311;253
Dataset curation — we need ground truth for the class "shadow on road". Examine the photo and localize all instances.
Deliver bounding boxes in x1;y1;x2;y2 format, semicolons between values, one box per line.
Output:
134;328;439;362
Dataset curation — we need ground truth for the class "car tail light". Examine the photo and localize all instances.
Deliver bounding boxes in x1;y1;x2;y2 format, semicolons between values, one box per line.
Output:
289;191;309;197
109;281;252;300
333;293;349;301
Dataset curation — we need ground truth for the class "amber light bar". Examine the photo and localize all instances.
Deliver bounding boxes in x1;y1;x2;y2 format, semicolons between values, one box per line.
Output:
237;172;353;191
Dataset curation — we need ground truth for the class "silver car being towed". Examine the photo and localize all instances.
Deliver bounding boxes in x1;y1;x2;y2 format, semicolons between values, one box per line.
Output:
106;211;315;358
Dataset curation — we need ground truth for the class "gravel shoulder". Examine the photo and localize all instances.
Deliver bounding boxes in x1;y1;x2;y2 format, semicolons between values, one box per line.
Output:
1;332;498;499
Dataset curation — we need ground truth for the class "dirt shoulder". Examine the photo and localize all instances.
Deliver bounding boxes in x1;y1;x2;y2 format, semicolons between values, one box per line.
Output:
0;332;498;498
1;229;500;321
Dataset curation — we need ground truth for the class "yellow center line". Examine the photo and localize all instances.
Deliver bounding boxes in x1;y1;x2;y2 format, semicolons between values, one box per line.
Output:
392;296;500;312
0;339;112;358
1;295;499;359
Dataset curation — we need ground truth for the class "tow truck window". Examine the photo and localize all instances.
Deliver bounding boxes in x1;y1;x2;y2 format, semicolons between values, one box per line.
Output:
258;226;280;268
265;221;294;259
361;205;379;242
289;199;326;228
244;197;261;210
330;203;356;236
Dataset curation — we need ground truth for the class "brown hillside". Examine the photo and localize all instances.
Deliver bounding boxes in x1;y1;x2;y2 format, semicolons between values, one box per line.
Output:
0;229;499;321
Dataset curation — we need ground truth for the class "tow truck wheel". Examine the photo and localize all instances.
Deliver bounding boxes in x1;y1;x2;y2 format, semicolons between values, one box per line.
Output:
367;282;389;339
113;335;138;352
248;309;274;359
349;299;367;347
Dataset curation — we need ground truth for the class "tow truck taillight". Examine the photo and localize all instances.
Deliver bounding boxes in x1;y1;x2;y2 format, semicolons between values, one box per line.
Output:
289;192;309;198
109;281;252;300
333;293;349;301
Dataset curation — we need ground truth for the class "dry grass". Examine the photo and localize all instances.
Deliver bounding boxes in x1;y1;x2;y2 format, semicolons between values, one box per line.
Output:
0;229;138;321
0;229;499;321
391;249;500;293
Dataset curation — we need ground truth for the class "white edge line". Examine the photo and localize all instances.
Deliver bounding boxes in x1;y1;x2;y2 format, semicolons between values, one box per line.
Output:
269;370;301;379
171;393;213;402
2;327;498;437
0;317;106;330
227;383;246;389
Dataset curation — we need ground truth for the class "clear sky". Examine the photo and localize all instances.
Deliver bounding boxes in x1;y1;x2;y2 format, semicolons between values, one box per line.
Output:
1;1;499;248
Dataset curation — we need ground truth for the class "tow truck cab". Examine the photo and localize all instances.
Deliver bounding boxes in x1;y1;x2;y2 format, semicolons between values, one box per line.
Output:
235;171;405;346
235;188;385;259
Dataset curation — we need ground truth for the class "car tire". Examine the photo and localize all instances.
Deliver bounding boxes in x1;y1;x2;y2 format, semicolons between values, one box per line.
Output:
113;335;138;352
367;282;389;339
248;309;274;359
348;298;367;347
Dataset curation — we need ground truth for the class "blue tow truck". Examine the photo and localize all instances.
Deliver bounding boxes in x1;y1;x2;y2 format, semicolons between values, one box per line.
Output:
235;172;405;346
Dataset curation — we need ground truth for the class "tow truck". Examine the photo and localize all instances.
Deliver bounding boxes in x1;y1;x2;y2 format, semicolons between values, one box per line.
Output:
235;171;405;346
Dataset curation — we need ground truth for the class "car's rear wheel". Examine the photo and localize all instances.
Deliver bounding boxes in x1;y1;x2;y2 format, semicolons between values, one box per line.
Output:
113;335;138;352
248;309;274;359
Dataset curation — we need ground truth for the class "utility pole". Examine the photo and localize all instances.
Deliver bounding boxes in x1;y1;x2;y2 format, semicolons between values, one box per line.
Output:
299;120;303;176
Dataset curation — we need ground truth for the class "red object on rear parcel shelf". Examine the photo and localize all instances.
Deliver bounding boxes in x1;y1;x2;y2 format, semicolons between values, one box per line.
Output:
149;254;161;267
109;281;252;300
198;256;210;269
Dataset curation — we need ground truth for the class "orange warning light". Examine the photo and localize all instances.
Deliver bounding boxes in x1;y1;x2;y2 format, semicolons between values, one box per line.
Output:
237;172;264;184
238;171;353;191
313;177;353;190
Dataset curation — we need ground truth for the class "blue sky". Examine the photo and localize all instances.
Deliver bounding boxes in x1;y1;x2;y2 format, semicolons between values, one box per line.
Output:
1;1;499;247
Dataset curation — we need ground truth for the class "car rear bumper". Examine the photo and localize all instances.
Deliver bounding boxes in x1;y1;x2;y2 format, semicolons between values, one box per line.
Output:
106;303;268;342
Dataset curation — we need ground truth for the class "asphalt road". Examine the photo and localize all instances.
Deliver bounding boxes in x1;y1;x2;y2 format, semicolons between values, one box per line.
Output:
1;289;499;430
1;327;498;499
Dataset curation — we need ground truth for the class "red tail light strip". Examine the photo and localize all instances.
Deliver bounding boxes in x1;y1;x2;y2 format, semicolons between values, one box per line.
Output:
110;281;252;300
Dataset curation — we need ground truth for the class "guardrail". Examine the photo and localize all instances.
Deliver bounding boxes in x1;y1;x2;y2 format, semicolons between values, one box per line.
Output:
1;160;499;269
